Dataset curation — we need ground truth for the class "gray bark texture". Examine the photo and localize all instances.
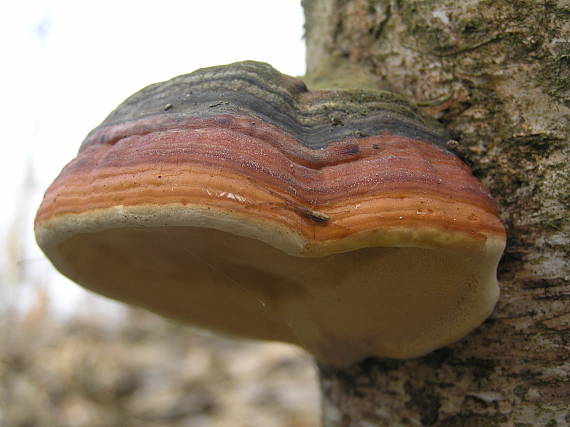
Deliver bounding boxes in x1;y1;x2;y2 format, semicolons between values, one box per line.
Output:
302;0;570;426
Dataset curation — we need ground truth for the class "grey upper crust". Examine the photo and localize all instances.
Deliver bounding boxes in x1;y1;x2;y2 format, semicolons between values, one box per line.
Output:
83;61;448;151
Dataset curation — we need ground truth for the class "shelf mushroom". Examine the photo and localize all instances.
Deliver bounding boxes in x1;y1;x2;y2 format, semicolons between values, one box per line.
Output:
35;61;506;367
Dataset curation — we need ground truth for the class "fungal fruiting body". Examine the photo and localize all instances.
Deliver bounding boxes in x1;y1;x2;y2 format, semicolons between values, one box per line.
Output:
35;61;506;366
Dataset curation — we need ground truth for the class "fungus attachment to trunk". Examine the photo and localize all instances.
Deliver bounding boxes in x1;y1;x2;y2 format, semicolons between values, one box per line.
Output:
35;61;506;367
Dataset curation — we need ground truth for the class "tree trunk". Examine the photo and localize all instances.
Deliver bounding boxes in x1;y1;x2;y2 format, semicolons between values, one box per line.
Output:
302;0;570;425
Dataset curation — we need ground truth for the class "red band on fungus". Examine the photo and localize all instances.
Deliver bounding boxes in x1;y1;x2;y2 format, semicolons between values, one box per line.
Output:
37;114;503;244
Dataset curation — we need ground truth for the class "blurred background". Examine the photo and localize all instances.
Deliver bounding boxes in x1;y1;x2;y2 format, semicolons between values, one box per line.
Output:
0;1;319;426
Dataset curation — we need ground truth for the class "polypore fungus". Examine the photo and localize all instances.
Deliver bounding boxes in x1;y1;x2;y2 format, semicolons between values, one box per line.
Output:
35;61;506;366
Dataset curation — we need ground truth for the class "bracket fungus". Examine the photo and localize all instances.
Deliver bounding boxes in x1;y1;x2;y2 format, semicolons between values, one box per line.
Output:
35;61;506;367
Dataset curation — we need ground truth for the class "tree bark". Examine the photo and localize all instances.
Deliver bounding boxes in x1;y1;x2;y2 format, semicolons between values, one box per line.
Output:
302;0;570;425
